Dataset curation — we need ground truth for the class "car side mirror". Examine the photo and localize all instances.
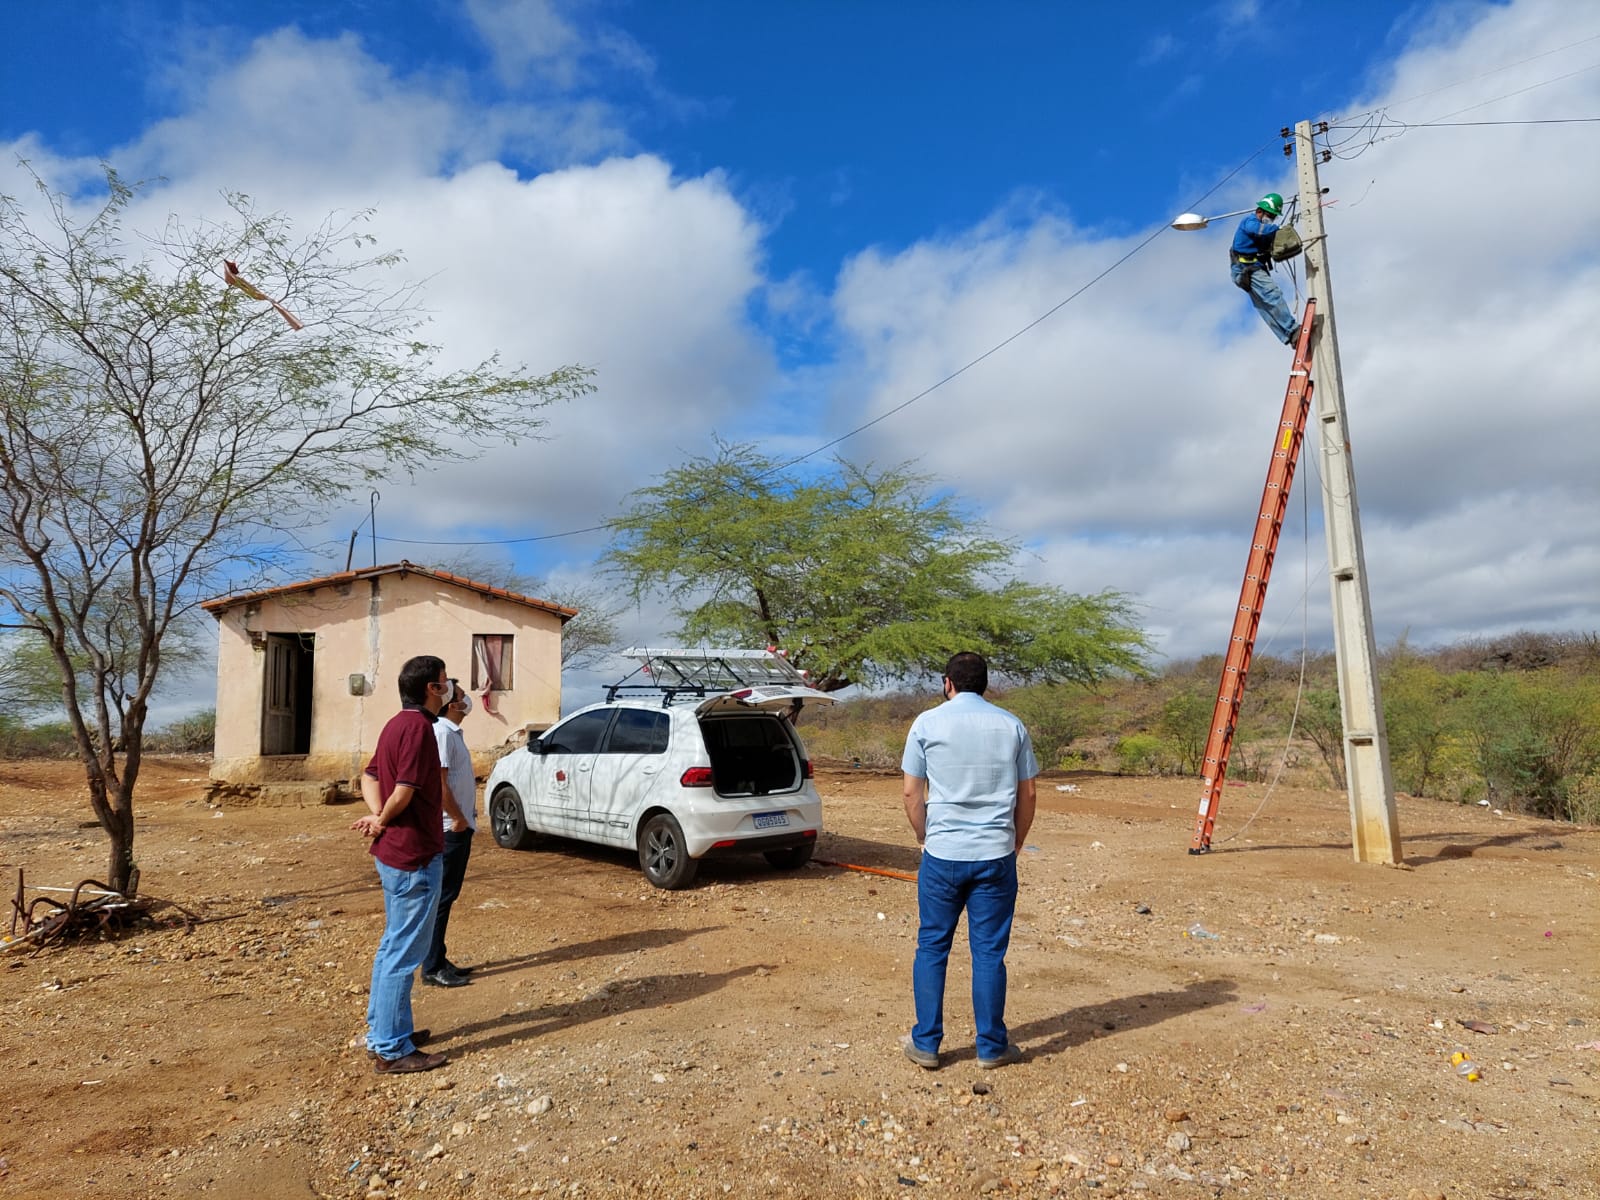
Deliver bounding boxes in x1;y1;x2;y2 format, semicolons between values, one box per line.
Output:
530;733;547;755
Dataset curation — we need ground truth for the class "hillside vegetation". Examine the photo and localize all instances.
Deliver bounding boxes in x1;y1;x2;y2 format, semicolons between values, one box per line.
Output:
802;631;1600;824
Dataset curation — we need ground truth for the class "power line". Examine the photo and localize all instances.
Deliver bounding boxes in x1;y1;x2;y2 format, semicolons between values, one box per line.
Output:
1429;58;1600;122
1406;116;1600;126
1329;29;1600;126
380;140;1282;550
1321;51;1600;162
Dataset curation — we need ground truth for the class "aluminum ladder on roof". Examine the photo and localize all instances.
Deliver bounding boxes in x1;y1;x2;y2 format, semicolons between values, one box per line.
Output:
608;646;811;702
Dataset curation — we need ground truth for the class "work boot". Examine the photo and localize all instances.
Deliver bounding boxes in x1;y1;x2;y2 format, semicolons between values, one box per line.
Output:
374;1049;448;1075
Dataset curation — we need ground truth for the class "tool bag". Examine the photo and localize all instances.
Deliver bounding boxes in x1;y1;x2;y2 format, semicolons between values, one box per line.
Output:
1270;225;1303;263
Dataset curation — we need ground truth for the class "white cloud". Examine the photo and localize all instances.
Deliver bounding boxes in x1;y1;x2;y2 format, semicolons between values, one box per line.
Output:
466;0;586;89
826;0;1599;662
7;0;1594;734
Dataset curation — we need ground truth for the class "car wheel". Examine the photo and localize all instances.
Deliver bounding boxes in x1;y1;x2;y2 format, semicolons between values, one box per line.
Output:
638;813;698;890
489;786;534;850
764;841;815;870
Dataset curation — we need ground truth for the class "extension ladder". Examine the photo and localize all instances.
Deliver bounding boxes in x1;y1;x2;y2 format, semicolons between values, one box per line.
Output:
1189;301;1317;853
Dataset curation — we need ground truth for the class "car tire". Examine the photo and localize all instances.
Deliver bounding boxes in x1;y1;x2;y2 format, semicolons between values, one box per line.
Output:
764;841;816;870
489;785;535;851
638;813;698;890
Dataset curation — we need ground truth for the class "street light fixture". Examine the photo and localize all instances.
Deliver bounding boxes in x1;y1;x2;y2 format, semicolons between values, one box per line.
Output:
1170;206;1254;231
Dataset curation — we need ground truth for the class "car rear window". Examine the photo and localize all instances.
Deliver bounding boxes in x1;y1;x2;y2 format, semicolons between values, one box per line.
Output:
701;714;791;751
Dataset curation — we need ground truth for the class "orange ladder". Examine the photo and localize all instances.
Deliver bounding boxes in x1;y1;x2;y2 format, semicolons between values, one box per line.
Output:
1190;301;1317;853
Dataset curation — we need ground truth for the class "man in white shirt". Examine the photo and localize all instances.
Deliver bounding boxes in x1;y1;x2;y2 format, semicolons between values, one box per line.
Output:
421;680;477;987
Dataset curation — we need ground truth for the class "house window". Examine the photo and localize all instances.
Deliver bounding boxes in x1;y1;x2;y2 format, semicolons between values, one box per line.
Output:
472;634;513;691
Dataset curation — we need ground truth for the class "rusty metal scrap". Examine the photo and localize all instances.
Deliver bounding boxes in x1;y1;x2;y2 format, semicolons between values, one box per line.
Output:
4;868;198;953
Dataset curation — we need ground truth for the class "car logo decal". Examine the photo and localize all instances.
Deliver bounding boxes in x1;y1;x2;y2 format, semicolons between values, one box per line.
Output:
555;769;566;781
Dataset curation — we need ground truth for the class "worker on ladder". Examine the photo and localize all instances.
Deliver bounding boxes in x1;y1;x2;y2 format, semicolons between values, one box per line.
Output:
1231;193;1301;348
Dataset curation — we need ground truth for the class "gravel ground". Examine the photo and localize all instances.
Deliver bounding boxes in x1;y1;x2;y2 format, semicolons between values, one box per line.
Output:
2;756;1597;1199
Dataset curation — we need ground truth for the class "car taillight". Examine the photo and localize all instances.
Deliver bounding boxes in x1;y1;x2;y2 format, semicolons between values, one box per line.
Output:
802;759;814;779
680;766;714;787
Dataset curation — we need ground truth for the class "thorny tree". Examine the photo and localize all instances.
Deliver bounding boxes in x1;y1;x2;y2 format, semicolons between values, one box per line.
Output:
605;441;1150;692
0;168;592;894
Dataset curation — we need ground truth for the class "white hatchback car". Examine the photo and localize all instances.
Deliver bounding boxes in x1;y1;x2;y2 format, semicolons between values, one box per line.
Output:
485;648;835;889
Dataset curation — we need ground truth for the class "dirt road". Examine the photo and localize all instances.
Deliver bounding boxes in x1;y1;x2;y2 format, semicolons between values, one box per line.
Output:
2;757;1596;1198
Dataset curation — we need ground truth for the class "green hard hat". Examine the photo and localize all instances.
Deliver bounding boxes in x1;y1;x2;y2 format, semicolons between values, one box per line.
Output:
1257;192;1284;217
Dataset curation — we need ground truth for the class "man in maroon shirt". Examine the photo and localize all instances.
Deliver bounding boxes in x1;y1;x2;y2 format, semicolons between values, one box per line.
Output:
352;654;452;1073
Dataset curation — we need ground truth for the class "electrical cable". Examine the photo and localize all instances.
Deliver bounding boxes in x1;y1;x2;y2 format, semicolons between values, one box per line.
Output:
1427;58;1600;122
1327;29;1600;126
1400;115;1600;127
378;138;1284;549
1321;57;1600;163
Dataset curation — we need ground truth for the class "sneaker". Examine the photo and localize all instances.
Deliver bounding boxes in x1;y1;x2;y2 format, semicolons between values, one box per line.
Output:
900;1034;940;1070
421;968;469;988
1286;327;1301;347
373;1049;448;1075
977;1044;1024;1069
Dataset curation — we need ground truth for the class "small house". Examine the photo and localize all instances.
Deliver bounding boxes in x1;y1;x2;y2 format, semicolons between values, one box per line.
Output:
203;561;574;792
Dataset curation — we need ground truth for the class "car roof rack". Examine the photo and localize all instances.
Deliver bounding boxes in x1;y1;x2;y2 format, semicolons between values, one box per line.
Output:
606;646;811;704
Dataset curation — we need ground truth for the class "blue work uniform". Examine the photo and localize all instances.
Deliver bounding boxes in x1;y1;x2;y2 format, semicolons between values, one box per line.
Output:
1231;214;1300;346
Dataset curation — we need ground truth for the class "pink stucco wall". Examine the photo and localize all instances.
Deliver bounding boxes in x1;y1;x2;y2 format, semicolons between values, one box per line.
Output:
209;571;563;785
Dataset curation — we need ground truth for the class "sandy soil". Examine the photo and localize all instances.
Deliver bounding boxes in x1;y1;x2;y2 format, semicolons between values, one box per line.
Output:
1;756;1597;1200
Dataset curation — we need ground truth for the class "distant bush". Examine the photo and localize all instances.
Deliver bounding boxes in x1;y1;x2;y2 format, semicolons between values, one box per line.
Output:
1114;733;1180;776
0;719;78;758
996;685;1091;771
146;709;216;753
796;634;1599;820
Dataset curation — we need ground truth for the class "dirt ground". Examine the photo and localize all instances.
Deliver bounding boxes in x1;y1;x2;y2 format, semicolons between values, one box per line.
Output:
2;756;1597;1200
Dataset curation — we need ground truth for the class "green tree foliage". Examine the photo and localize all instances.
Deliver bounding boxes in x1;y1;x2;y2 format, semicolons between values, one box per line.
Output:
1295;688;1346;791
1159;687;1213;775
0;168;592;893
1114;732;1178;776
146;709;217;753
3;603;209;737
1379;655;1462;798
1460;672;1600;820
604;441;1150;691
996;685;1092;771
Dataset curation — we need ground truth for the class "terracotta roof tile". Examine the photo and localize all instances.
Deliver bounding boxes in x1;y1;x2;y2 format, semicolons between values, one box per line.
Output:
200;560;577;620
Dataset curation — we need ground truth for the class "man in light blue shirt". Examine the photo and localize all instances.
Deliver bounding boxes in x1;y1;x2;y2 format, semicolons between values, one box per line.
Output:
900;651;1038;1070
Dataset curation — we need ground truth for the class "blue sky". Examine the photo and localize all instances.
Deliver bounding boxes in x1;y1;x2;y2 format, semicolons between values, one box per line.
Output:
8;1;1419;285
5;0;1599;712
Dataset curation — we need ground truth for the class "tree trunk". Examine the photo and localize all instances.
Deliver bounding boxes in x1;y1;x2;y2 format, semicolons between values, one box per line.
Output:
104;806;138;897
85;764;139;896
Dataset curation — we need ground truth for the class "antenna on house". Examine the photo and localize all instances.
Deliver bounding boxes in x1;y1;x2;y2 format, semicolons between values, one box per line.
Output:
345;490;382;571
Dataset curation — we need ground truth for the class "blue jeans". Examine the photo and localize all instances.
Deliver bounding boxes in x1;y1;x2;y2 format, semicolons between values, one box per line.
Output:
911;851;1018;1060
1231;261;1298;344
366;854;442;1060
423;830;473;975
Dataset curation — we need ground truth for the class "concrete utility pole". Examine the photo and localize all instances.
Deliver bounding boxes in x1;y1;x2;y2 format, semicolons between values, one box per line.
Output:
1291;119;1403;864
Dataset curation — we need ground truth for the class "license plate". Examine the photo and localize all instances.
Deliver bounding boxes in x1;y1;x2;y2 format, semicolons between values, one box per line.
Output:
752;811;789;830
